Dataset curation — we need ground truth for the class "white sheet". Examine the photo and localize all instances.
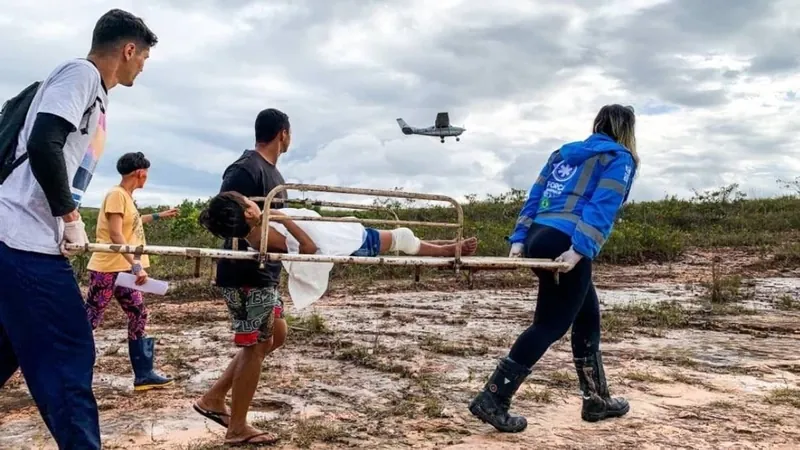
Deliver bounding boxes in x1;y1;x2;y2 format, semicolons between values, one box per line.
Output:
268;208;365;309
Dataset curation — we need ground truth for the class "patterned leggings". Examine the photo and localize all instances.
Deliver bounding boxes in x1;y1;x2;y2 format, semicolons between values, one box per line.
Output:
85;270;148;340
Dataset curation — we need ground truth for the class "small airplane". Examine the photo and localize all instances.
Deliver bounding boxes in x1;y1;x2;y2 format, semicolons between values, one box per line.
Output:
396;112;465;143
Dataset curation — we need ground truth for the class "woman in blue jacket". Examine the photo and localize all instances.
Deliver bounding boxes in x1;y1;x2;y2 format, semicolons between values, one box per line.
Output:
469;104;639;433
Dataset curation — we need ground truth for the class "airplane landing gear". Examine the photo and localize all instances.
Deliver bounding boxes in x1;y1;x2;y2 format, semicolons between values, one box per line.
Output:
456;137;460;142
440;138;445;143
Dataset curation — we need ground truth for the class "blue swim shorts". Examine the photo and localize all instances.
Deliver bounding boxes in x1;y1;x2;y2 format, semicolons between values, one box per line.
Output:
350;227;381;257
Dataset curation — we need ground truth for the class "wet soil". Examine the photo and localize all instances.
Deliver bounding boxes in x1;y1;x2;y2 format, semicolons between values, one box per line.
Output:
1;250;799;449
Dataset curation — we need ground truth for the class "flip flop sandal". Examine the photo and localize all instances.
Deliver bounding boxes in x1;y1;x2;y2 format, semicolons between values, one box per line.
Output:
226;431;279;446
192;402;230;428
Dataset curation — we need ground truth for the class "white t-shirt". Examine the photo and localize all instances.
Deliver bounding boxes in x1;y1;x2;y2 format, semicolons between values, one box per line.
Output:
0;59;108;255
268;208;365;309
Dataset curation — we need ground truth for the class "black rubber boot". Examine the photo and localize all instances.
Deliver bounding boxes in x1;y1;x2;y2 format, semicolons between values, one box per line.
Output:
574;350;630;422
468;356;532;433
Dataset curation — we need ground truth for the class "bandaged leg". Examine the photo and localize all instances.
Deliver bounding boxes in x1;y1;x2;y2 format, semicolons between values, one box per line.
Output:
389;227;421;255
387;228;479;257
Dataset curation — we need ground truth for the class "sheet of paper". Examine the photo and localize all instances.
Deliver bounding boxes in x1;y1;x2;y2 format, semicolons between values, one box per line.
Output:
115;272;169;295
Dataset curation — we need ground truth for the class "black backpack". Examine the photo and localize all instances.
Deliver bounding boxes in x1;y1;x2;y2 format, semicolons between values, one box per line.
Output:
0;81;41;184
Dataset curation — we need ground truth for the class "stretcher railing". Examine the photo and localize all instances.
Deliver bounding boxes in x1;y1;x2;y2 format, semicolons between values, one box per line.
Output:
63;183;570;277
257;183;465;270
63;243;568;270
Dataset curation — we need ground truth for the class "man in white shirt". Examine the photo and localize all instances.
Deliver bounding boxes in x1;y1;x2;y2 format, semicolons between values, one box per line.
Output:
0;9;157;449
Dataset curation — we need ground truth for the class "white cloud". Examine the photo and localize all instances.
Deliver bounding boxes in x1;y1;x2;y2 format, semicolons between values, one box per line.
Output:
0;0;798;211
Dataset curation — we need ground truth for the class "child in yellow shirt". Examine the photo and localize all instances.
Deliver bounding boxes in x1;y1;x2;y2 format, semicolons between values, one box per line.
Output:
85;152;177;391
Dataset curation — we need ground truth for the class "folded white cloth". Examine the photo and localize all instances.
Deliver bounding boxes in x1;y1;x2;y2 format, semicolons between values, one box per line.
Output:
268;208;365;309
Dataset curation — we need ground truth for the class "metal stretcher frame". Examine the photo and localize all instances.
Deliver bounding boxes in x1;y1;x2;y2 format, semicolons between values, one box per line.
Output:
253;195;403;255
63;183;570;273
257;183;465;270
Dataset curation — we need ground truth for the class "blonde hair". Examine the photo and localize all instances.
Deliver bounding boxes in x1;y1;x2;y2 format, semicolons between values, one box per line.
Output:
592;104;639;166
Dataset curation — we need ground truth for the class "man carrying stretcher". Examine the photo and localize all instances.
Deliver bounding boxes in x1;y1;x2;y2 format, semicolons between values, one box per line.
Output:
195;190;479;445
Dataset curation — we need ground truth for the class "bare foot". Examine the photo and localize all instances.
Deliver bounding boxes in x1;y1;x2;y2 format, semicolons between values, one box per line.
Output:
225;424;279;446
193;397;231;428
419;237;479;257
436;237;478;257
460;237;478;256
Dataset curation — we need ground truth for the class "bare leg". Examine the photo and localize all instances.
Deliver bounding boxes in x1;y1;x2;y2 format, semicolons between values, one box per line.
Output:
378;231;394;253
193;287;287;443
195;317;287;426
417;237;478;257
195;352;239;424
378;231;479;256
225;339;276;444
270;316;288;350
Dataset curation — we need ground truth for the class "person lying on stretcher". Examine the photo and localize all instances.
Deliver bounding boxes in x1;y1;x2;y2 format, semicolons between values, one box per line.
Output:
197;191;479;258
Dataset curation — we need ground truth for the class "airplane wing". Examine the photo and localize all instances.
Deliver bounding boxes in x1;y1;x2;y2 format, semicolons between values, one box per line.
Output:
435;112;450;128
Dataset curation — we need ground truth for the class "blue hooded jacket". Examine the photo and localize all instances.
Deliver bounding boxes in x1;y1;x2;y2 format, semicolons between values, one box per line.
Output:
508;133;636;260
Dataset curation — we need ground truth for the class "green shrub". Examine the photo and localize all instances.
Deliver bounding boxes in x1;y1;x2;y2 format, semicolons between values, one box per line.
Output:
599;221;685;264
68;182;800;284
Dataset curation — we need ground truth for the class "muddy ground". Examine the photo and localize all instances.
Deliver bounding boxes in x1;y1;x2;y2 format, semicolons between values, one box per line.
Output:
1;249;799;449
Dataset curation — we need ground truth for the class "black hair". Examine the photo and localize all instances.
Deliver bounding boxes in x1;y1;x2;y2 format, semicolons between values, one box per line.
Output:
198;191;251;239
116;152;150;175
255;108;290;144
91;9;158;54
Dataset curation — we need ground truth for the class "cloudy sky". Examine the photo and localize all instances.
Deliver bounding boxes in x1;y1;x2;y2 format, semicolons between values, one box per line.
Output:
1;0;798;208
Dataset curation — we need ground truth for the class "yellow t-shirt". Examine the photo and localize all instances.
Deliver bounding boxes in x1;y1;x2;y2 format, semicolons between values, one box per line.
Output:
87;186;150;273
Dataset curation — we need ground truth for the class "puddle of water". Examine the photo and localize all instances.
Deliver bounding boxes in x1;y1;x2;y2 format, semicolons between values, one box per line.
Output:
754;277;800;292
328;282;700;315
597;283;697;307
608;329;800;387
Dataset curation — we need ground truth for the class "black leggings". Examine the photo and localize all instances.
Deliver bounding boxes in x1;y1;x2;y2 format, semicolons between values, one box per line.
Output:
508;223;601;369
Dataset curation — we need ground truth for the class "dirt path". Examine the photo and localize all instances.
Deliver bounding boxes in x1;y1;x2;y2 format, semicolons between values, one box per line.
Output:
1;254;799;449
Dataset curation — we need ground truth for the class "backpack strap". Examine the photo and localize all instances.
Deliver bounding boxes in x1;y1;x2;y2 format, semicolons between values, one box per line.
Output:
7;97;100;177
8;152;28;172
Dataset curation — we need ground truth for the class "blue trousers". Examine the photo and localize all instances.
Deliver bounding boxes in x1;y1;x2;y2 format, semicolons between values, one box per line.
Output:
0;242;100;450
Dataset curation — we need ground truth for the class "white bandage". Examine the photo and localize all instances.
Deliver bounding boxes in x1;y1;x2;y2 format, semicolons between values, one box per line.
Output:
389;227;421;255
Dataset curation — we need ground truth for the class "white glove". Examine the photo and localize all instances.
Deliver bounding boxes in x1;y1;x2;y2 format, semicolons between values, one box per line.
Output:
60;216;89;257
508;242;524;258
554;246;583;272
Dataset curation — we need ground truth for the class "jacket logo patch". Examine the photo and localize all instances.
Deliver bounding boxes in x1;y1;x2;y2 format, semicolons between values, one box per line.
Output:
552;161;577;183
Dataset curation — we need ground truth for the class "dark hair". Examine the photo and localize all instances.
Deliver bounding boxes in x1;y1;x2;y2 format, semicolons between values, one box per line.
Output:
198;191;251;239
91;9;158;53
116;152;150;175
255;108;290;144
